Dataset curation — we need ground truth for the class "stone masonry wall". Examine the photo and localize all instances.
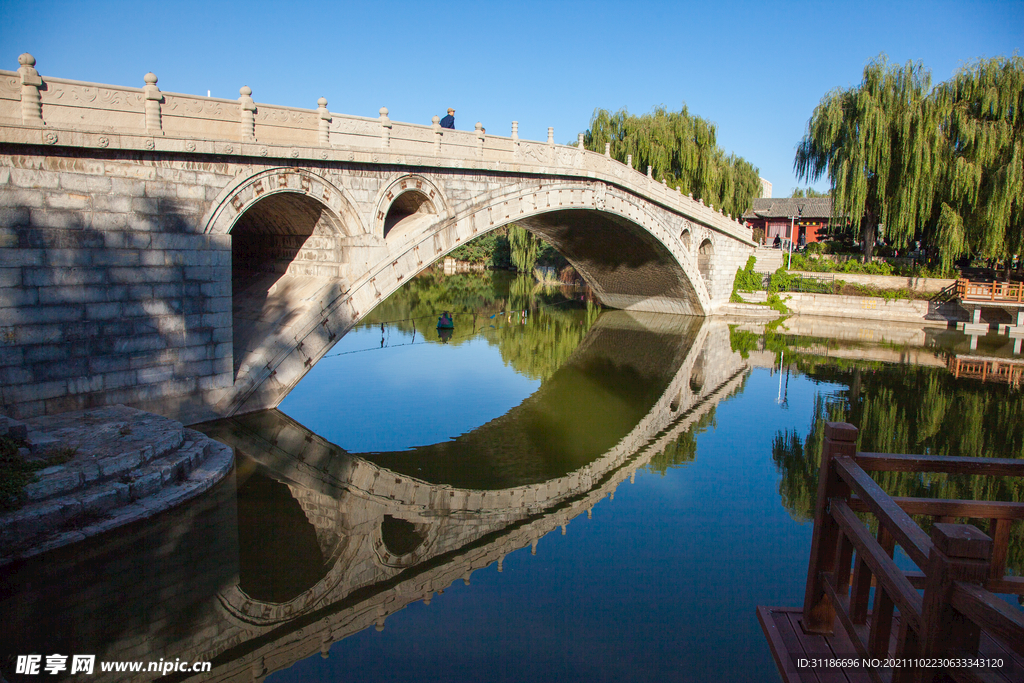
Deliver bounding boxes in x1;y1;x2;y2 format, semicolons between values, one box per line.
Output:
0;148;236;419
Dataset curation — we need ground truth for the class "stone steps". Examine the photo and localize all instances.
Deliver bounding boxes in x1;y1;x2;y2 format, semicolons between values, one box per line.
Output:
0;405;235;561
752;246;784;272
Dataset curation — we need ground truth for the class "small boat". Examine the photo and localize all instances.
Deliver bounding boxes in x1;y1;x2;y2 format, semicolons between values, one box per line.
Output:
437;313;454;329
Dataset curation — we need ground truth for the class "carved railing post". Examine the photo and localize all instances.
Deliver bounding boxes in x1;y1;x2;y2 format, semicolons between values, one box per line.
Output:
379;107;391;148
143;72;163;135
604;142;611;157
577;133;585;150
626;154;632;169
647;165;653;179
547;126;554;163
238;86;256;141
17;53;43;126
913;524;991;683
431;115;442;154
511;120;519;158
475;122;484;157
802;421;857;633
317;97;330;146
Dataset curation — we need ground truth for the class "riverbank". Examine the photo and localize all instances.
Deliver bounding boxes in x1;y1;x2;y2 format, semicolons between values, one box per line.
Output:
723;290;967;326
0;404;233;566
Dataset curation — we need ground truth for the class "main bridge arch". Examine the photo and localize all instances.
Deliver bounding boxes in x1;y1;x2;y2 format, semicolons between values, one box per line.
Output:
211;169;728;417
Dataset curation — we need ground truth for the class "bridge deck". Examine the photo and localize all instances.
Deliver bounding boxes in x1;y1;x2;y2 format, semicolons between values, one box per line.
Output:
758;606;1024;683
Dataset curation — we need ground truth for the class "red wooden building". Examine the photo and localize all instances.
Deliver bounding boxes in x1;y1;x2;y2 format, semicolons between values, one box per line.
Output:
742;197;834;247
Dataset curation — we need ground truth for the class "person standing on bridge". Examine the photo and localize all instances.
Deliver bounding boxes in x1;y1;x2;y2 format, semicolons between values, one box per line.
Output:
440;108;455;129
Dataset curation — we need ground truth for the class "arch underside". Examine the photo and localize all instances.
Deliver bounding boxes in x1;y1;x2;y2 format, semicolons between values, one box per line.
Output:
517;209;704;316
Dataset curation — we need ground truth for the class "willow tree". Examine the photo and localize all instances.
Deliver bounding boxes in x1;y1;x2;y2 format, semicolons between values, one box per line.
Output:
794;57;938;261
932;56;1024;270
584;106;762;217
508;224;541;272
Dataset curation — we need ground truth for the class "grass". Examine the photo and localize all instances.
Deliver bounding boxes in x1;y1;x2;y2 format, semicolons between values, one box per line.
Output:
0;437;79;512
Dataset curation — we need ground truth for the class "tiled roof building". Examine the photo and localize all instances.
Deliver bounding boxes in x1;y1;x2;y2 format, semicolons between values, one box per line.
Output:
742;197;835;246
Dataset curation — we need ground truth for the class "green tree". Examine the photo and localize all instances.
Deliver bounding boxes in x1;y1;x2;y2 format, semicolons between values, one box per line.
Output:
584;106;762;217
794;57;938;262
932;56;1024;270
790;187;830;198
508;224;542;272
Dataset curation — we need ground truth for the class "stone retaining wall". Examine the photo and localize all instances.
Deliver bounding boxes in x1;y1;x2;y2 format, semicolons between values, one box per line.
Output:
791;270;956;293
780;292;964;324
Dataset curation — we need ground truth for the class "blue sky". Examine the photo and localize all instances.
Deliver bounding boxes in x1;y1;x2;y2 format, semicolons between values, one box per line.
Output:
2;0;1021;197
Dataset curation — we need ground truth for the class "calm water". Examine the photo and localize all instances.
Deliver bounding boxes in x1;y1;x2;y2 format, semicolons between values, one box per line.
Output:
2;271;1022;683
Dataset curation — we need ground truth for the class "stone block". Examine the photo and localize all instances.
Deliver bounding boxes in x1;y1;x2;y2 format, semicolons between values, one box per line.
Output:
102;370;136;390
24;344;69;364
176;184;206;200
93;194;132;213
113;335;166;354
90;248;139;266
128;471;164;500
150;233;205;250
137;365;174;384
9;379;67;405
24;267;104;286
110;178;146;197
139;250;165;266
200;281;231;297
67;375;104;394
127;214;158;231
11;168;60;189
38;285;108;305
89;212;129;230
60;173;112;194
43;248;93;266
152;283;184;298
211;325;232;342
205;295;231;312
177;345;212;363
45;192;91;210
108;266;178;284
11;324;63;345
131;197;160;214
0;187;45;208
127;284;154;301
18;304;83;324
0;365;33;385
77;485;123;514
0;346;25;367
28;209;85;230
89;354;129;374
0;288;38;307
0;248;43;266
198;373;232;391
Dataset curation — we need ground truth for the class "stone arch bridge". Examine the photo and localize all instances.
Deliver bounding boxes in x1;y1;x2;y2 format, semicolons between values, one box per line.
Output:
0;55;755;421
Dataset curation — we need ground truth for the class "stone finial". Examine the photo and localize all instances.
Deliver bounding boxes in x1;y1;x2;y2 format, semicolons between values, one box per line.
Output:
17;53;43;125
577;133;585;150
475;121;485;157
432;115;442;155
662;179;667;188
626;154;632;169
424;590;433;605
317;97;330;146
238;86;256;141
561;523;567;535
604;142;611;157
647;165;653;179
511;121;519;142
379;107;391;148
530;538;538;555
547;127;554;145
143;73;163;135
463;571;472;585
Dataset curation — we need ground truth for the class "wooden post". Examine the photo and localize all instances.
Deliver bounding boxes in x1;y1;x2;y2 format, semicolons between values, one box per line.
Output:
914;523;992;683
802;421;857;633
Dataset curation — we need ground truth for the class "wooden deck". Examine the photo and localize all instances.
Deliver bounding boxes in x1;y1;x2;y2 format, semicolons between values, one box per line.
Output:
948;355;1024;388
956;278;1024;304
759;606;1024;683
758;423;1024;683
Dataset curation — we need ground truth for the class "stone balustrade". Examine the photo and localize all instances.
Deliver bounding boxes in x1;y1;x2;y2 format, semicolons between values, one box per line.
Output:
0;54;752;246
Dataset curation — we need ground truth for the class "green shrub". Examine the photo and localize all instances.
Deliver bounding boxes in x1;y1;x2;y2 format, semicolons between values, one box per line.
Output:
733;255;763;292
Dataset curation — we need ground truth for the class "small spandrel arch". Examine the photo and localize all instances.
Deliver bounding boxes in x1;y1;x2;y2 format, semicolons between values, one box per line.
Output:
697;239;714;284
383;190;436;239
680;229;692;252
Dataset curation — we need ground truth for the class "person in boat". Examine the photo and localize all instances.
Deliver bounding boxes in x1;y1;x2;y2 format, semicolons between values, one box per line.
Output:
437;311;453;328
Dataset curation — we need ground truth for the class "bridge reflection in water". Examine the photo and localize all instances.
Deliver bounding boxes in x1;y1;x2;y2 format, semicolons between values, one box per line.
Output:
0;313;747;682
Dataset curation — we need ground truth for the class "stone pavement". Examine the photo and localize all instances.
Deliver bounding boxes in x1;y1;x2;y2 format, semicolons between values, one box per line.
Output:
0;404;233;565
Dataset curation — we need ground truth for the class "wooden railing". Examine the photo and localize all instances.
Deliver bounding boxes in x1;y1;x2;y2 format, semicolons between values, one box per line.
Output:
803;422;1024;683
948;356;1024;388
956;278;1024;303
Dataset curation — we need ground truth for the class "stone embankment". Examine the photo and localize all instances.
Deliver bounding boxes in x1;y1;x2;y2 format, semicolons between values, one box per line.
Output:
720;291;966;325
0;404;233;565
789;270;957;294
